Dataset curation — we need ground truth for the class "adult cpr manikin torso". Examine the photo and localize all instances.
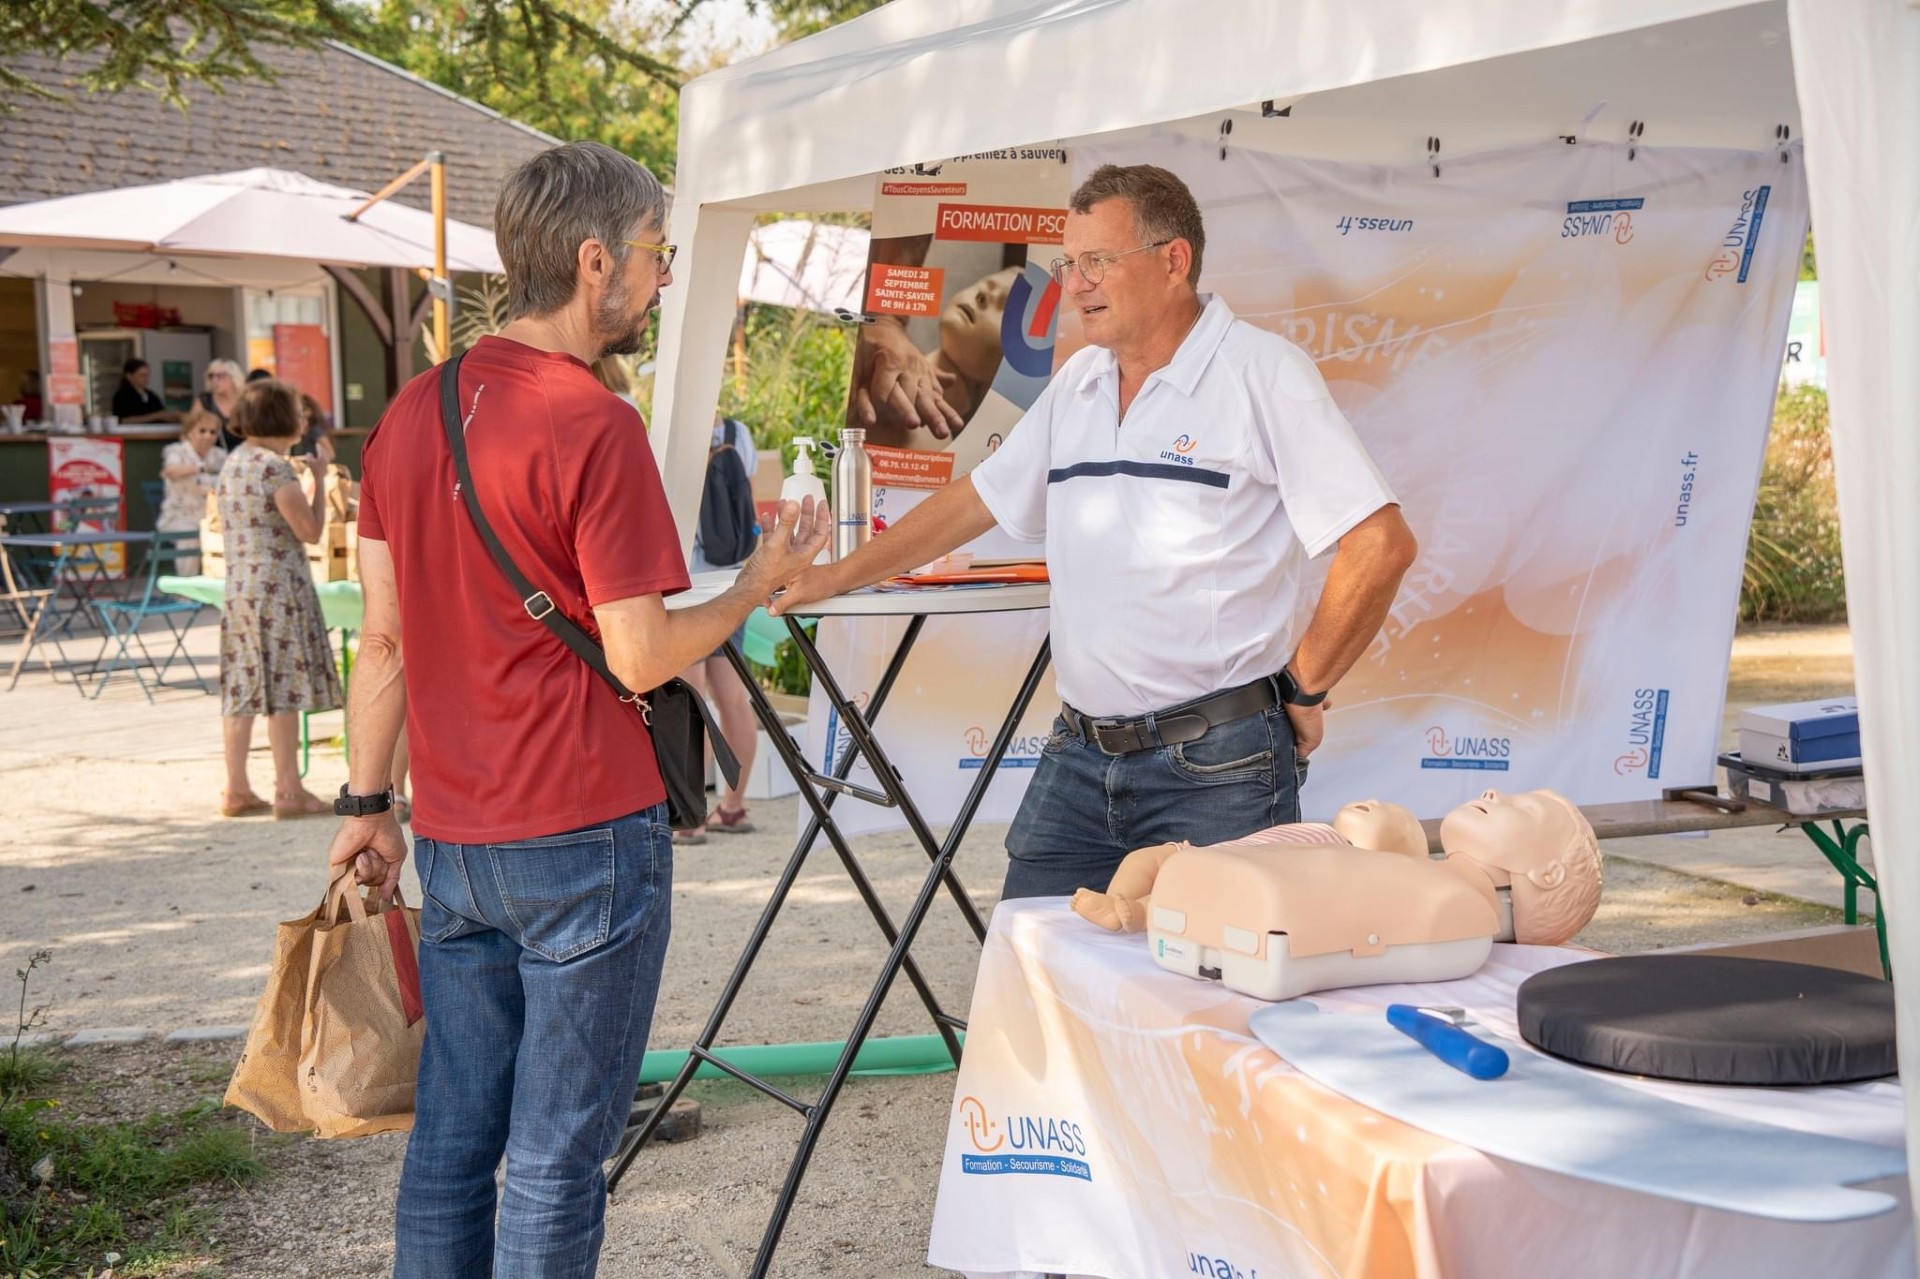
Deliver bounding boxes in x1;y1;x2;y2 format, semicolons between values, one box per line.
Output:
1070;791;1601;1001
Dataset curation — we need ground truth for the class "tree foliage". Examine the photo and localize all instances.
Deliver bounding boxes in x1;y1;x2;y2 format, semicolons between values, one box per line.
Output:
359;0;683;176
0;0;360;107
7;1;888;179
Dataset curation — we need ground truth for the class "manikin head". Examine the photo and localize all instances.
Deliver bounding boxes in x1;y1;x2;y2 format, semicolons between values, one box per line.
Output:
937;266;1019;385
1439;789;1602;946
1333;800;1428;858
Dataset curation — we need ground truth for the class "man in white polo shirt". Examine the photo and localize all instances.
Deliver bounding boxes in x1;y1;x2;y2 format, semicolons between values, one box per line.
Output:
775;163;1417;897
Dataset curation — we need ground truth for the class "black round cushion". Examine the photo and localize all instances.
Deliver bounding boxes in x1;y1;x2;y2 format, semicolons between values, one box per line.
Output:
1517;955;1896;1085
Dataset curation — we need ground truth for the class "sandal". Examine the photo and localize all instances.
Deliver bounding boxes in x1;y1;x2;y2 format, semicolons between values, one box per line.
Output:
672;827;708;846
708;807;756;835
273;791;331;820
220;795;271;819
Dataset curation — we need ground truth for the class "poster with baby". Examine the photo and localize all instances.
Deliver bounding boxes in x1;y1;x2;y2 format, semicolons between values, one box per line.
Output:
801;154;1071;841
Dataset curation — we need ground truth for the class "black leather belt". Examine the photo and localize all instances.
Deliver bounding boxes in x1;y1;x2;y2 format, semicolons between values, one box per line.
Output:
1061;675;1281;756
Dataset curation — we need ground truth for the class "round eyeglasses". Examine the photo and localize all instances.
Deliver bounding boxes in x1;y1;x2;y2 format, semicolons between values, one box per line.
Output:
1047;240;1170;287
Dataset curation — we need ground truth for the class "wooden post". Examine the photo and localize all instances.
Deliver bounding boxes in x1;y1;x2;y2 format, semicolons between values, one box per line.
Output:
429;151;449;364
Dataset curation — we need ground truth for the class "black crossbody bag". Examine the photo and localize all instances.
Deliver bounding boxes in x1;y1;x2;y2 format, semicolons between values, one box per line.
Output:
437;352;738;830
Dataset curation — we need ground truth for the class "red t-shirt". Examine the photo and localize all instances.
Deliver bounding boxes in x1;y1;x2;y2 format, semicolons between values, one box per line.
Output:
358;336;689;843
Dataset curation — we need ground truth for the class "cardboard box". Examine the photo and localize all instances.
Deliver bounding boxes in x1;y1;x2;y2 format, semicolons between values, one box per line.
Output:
1722;753;1864;816
1661;924;1885;980
704;714;805;801
1737;696;1861;774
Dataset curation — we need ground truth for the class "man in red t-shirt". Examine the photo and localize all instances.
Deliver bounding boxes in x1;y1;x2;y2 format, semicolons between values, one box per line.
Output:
323;141;826;1278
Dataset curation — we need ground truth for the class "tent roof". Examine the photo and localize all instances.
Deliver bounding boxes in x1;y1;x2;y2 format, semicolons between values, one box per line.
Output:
679;0;1795;211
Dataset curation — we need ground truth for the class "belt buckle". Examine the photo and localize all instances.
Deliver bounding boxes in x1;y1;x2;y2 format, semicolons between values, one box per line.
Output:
1093;717;1140;755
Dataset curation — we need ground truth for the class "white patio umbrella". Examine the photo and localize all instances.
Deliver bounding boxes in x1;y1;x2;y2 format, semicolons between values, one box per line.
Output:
738;218;870;315
0;167;502;272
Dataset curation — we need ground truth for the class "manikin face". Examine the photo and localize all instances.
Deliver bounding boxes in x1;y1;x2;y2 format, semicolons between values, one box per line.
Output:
1440;789;1602;946
938;266;1019;384
596;219;674;359
1057;197;1175;351
1332;799;1428;858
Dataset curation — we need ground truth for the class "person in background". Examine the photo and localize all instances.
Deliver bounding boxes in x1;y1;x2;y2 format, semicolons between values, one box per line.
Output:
111;358;181;424
200;359;246;451
17;370;43;423
246;368;273;383
673;409;763;843
296;392;337;465
158;405;226;573
214;379;341;819
591;354;641;412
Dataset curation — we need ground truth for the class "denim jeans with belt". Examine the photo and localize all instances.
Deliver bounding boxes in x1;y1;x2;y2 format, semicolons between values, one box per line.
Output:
1002;706;1305;900
393;804;672;1279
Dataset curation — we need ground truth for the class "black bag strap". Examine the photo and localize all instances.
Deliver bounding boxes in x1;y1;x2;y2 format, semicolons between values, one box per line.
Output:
437;352;739;783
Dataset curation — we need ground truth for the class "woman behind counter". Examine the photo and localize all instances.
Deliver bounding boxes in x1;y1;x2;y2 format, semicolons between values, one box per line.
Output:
157;406;226;574
214;379;341;819
111;358;181;425
200;358;246;451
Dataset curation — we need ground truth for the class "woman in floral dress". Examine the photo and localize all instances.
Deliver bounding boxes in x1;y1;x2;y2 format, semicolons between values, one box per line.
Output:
215;380;341;818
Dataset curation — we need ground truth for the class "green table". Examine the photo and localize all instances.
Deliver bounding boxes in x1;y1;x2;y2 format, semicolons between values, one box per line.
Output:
160;575;363;774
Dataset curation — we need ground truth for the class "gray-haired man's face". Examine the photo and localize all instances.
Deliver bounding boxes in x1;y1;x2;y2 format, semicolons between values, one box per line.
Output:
595;220;673;359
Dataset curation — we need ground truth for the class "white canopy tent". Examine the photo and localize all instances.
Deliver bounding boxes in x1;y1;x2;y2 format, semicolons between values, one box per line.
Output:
654;0;1920;1238
738;218;870;314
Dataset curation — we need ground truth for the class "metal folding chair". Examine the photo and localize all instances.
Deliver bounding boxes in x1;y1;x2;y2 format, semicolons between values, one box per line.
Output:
89;531;210;701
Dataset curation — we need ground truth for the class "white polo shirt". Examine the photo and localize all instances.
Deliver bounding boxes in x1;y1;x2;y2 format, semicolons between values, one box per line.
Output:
971;294;1395;718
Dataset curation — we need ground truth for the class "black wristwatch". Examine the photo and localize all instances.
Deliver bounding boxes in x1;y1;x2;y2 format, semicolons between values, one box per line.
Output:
1277;662;1328;708
334;785;396;818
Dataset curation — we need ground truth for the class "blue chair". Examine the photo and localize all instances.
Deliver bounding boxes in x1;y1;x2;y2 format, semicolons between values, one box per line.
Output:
90;531;210;701
141;479;165;528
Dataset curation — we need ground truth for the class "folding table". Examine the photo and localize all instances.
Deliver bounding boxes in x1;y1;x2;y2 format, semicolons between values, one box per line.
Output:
609;572;1052;1279
3;530;152;689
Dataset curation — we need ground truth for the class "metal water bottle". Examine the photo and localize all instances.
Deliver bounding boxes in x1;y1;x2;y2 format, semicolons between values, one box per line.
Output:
832;427;873;561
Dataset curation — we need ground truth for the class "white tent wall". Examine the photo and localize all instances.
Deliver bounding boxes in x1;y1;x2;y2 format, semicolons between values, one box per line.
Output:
652;0;1802;548
654;205;754;543
654;0;1920;1239
1789;0;1920;1242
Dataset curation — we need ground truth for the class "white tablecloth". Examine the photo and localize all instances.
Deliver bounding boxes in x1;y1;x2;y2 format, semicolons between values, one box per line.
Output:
928;901;1912;1279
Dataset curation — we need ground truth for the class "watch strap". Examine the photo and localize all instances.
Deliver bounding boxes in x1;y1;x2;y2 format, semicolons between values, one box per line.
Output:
334;785;395;818
1279;665;1328;708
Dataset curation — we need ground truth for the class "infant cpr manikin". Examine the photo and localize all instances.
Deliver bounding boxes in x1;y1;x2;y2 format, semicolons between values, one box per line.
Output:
1069;790;1602;1001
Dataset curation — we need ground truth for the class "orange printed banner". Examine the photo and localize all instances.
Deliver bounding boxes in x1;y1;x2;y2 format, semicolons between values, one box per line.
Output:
934;203;1066;245
866;444;954;491
865;263;945;317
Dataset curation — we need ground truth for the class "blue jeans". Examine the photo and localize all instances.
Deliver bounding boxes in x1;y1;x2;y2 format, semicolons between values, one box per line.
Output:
1002;706;1305;899
394;805;672;1279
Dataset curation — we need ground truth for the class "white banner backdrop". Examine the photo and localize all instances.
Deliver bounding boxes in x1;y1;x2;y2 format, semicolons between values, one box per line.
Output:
810;138;1807;835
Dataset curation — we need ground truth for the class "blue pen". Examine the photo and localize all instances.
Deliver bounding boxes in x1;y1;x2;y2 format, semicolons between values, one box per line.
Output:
1386;1004;1509;1080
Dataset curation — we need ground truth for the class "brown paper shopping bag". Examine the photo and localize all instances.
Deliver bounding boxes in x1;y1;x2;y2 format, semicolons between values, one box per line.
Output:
297;871;426;1139
226;872;425;1138
224;893;324;1132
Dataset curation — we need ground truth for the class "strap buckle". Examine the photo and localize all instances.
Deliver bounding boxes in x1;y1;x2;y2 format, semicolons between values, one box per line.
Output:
621;691;652;724
523;591;556;620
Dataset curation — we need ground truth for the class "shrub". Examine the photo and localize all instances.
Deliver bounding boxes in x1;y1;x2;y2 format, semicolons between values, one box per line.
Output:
1741;384;1847;623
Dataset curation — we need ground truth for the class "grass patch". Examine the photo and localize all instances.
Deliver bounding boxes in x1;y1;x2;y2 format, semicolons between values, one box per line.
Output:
0;1049;61;1100
0;1080;263;1276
